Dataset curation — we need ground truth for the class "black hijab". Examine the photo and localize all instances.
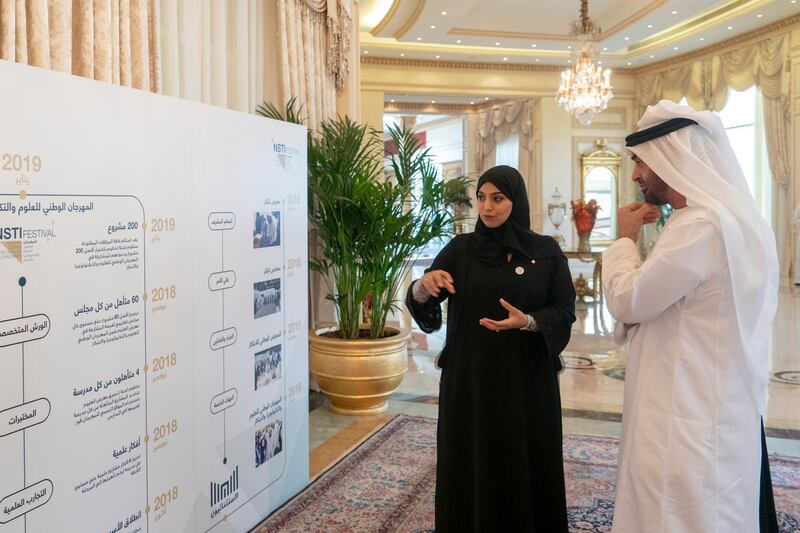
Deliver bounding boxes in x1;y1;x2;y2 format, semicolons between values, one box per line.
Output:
475;165;561;265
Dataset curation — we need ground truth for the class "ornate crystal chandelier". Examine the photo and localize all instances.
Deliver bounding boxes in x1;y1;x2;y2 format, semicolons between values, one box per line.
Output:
556;0;613;125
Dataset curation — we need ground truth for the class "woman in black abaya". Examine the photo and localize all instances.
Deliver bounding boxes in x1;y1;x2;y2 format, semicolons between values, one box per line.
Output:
406;165;575;532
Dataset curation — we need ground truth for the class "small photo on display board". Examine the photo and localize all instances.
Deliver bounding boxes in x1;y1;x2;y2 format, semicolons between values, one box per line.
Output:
253;211;281;248
253;279;281;318
255;344;282;390
255;417;284;468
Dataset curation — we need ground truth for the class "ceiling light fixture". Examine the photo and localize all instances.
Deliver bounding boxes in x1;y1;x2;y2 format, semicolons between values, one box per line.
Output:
503;57;509;61
495;42;501;46
417;37;422;41
624;36;630;41
728;26;733;30
441;11;447;15
456;40;462;43
531;44;537;47
430;25;436;29
757;13;763;17
484;97;489;100
671;10;678;14
647;24;653;28
557;0;613;125
435;55;440;58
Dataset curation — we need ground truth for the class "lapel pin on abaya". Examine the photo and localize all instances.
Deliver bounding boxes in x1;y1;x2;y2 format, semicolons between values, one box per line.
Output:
515;266;525;275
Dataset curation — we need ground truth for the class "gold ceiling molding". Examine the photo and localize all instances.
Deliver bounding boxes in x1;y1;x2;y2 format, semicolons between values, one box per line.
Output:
361;55;615;73
370;0;400;36
632;12;800;75
627;0;773;56
384;102;487;113
447;27;570;42
447;0;667;42
360;35;578;59
392;0;425;39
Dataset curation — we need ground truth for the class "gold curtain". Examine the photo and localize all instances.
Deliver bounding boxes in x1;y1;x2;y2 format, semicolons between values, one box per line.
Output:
476;100;531;172
636;33;790;185
277;0;351;133
0;0;160;92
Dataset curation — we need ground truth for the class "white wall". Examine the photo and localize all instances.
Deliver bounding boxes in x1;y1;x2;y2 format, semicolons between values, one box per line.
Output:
423;117;465;169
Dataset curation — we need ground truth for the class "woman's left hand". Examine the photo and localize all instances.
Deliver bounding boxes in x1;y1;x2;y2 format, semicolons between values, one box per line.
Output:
479;298;528;332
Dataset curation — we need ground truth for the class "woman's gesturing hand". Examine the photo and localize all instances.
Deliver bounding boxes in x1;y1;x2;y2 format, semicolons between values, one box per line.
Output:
421;269;456;297
479;298;527;332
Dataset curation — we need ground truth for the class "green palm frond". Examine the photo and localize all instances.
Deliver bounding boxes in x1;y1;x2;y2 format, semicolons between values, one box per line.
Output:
255;98;305;125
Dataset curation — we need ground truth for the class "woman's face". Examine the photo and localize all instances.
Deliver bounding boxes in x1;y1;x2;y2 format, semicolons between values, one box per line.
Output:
477;181;513;228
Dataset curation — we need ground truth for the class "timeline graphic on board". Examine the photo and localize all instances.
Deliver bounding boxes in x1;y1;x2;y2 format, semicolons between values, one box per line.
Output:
1;193;302;533
0;59;309;533
0;276;53;528
208;211;238;465
1;194;150;532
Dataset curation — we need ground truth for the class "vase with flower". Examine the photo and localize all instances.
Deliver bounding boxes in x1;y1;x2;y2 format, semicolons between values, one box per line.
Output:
570;198;601;252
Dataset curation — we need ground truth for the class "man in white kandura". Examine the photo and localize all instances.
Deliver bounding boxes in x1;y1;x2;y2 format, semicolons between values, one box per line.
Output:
603;100;780;533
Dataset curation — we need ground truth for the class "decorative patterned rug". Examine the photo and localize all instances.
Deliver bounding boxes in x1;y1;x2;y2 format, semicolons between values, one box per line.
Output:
254;415;800;532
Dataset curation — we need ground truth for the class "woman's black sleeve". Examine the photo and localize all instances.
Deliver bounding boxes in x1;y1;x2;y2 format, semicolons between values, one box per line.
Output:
404;236;461;333
529;255;576;361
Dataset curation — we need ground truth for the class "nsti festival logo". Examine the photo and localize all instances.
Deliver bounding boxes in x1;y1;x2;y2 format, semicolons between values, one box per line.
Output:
272;140;300;171
0;226;55;263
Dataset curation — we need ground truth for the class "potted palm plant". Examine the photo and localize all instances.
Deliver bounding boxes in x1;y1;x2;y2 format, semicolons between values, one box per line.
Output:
256;101;462;414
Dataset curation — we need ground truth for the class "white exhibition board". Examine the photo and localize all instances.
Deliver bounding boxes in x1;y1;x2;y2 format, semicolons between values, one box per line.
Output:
0;61;309;532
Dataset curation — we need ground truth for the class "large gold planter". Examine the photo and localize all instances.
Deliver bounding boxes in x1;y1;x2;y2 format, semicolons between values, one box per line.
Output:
309;326;410;415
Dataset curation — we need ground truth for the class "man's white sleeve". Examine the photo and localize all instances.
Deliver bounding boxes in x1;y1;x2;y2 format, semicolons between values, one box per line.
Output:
602;219;725;325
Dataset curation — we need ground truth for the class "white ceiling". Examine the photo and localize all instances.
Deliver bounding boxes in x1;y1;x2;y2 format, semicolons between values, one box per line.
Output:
360;0;798;70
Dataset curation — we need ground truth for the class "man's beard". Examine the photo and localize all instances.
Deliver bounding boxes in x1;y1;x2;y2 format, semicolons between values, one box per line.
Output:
643;188;668;206
642;177;670;206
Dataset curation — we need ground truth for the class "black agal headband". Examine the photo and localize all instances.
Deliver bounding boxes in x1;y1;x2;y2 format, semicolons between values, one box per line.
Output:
625;118;699;147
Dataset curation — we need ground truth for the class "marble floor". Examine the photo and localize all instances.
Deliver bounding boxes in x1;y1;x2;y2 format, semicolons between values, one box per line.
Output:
308;283;800;477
